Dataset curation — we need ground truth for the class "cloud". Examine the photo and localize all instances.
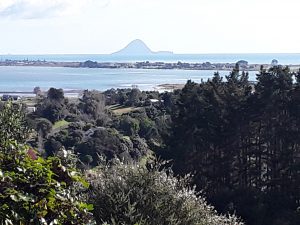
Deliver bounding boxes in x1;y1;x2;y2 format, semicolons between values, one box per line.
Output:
0;0;109;19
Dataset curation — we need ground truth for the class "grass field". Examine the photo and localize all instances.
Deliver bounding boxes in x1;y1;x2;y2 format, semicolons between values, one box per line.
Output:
53;120;70;130
108;104;142;115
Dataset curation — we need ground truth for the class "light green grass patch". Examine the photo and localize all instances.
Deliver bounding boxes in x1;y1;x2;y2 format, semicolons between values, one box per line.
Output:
112;106;142;116
53;120;70;130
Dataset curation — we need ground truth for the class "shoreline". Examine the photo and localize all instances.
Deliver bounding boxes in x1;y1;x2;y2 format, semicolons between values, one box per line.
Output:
0;60;297;95
0;85;183;96
0;59;292;71
0;89;84;98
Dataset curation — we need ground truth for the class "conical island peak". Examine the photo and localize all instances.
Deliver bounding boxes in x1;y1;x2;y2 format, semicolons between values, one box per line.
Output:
112;39;173;55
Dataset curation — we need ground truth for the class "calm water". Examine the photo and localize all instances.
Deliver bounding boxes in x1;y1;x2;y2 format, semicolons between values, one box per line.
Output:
0;66;257;92
1;53;300;64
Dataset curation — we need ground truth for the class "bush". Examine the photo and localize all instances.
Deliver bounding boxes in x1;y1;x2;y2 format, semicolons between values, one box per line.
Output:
0;141;93;224
88;161;243;225
119;116;140;136
0;101;30;146
0;101;93;224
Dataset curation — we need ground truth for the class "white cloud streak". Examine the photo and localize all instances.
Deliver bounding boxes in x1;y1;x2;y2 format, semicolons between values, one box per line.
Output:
0;0;109;19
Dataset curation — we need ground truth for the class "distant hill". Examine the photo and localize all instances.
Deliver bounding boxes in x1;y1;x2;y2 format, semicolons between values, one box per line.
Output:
112;39;173;55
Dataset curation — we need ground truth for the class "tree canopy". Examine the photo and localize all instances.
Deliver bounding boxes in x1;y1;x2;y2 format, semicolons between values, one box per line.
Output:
163;66;300;225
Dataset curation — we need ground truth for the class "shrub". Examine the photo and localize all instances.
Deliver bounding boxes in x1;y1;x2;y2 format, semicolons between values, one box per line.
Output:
0;101;30;146
88;161;243;225
0;100;93;224
119;116;140;136
0;141;93;224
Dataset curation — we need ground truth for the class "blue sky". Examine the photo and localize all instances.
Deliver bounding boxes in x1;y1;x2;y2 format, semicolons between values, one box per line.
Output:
0;0;300;54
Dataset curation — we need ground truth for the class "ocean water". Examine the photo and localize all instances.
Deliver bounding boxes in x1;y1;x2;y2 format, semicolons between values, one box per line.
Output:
1;53;296;92
0;66;257;92
1;53;300;64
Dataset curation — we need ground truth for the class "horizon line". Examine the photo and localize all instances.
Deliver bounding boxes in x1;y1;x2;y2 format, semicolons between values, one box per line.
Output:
2;52;300;55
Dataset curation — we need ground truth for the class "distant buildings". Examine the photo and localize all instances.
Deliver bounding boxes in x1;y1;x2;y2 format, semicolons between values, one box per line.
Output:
2;95;21;101
0;59;264;71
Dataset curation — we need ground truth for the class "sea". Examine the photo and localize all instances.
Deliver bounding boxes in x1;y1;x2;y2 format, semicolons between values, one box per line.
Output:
0;53;299;93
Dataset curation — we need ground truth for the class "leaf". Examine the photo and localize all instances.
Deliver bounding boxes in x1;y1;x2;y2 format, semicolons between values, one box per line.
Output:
40;217;47;224
50;219;59;225
10;194;18;202
85;204;94;211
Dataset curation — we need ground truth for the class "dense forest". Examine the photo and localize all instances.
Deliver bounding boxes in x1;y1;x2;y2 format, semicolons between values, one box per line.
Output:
1;64;300;224
164;65;300;225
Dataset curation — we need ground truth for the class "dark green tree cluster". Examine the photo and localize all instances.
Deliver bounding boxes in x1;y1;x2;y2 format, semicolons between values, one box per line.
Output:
103;88;159;107
79;60;98;68
36;88;68;123
164;66;300;225
33;88;168;167
78;90;106;121
76;128;150;166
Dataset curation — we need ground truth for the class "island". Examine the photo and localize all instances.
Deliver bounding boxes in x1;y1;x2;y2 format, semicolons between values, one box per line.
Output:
112;39;173;55
0;40;298;71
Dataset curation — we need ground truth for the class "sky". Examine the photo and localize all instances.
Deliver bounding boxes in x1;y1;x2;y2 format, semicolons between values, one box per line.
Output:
0;0;300;54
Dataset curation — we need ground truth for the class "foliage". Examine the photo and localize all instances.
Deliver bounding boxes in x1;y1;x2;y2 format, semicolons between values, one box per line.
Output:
119;116;140;136
76;128;124;165
78;90;106;120
138;117;158;139
80;60;98;68
163;66;300;225
126;89;144;106
36;88;68;123
88;161;243;225
0;100;93;224
33;87;42;96
0;142;93;224
0;101;30;146
75;128;150;166
47;88;65;101
36;118;53;138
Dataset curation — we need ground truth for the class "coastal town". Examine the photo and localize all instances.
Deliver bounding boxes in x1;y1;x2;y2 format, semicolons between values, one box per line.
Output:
0;59;267;71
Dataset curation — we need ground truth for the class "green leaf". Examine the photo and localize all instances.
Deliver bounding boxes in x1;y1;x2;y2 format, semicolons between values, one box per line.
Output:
10;195;18;202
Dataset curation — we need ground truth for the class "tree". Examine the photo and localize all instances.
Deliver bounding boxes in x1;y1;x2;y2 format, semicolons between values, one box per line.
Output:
36;118;53;138
47;88;64;101
79;90;105;120
36;88;68;123
33;86;42;96
80;60;98;68
119;116;140;136
76;128;124;165
163;67;300;225
126;88;142;106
